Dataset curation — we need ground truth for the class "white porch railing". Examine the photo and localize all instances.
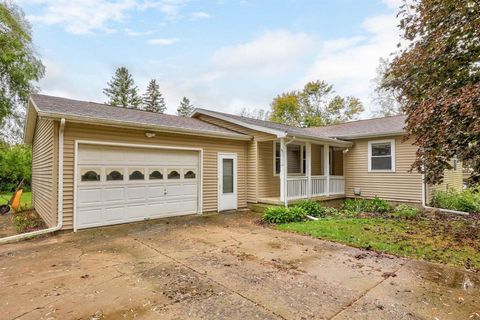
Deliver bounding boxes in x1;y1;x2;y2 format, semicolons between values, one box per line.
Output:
287;175;344;200
311;175;327;196
329;176;345;194
287;176;308;200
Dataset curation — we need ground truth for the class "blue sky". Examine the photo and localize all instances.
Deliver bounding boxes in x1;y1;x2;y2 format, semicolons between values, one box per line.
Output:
20;0;402;115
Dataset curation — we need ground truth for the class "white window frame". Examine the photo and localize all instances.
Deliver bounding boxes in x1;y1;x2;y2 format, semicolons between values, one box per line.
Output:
368;139;396;172
273;141;305;176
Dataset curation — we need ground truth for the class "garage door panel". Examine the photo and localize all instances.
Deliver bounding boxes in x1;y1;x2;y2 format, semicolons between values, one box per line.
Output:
77;188;103;207
103;206;126;223
147;185;165;199
103;187;125;202
76;144;200;230
77;207;103;226
126;186;148;200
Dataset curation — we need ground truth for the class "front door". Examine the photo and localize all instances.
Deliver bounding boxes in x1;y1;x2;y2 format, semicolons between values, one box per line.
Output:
218;153;237;211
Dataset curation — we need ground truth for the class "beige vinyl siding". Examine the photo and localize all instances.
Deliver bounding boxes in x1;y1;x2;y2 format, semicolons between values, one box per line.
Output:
427;161;464;202
344;135;423;202
196;114;277;203
258;141;280;198
31;118;58;227
61;123;248;230
331;149;344;176
311;144;324;176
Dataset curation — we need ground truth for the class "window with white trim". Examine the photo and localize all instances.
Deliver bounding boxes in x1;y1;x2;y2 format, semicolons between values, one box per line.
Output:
368;140;395;172
274;142;281;175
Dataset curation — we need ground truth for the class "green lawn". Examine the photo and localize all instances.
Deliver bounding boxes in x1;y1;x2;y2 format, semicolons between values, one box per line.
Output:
0;191;32;208
277;218;480;270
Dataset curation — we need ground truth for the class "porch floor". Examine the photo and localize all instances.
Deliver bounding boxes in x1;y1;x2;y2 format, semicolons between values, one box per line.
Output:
258;194;345;206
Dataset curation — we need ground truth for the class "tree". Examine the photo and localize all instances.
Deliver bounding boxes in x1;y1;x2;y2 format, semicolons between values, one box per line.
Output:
383;0;480;185
270;92;302;126
269;80;364;127
0;143;32;192
371;58;402;117
103;67;141;108
237;108;270;121
177;97;194;116
142;79;166;113
0;2;44;128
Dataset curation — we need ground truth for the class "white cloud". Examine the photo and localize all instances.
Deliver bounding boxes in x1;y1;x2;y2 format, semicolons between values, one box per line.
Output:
211;29;315;76
124;28;155;36
146;38;179;45
25;0;188;34
299;13;400;115
191;11;211;19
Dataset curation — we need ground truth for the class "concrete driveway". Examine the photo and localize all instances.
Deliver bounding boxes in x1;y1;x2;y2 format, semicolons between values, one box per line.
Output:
0;211;478;320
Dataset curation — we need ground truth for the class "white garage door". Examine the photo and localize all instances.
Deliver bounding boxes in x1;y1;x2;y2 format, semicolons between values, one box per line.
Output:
75;144;200;230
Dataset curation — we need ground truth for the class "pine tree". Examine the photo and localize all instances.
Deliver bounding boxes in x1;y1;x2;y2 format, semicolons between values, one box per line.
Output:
142;79;166;113
103;67;141;108
177;97;194;116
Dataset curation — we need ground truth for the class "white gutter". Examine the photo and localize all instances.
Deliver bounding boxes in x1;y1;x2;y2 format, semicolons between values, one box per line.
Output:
0;118;65;244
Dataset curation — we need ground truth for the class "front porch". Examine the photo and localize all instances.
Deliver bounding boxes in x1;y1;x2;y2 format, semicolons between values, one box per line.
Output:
256;139;346;206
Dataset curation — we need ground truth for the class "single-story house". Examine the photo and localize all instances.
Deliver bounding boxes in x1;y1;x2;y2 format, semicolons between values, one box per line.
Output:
24;94;463;231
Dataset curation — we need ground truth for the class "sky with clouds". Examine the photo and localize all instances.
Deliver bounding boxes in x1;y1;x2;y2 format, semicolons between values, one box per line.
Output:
20;0;403;116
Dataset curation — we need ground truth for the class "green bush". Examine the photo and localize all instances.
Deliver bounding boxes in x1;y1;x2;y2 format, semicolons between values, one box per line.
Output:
431;187;480;213
13;215;38;233
295;200;323;216
0;144;32;192
341;198;367;214
368;196;392;213
392;204;421;220
263;206;307;224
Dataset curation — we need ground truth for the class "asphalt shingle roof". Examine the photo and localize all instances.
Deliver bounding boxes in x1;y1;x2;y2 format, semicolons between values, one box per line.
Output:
305;115;406;139
30;94;249;138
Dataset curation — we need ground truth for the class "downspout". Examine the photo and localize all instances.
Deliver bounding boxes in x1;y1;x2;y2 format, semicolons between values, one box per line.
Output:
0;118;65;244
283;136;295;207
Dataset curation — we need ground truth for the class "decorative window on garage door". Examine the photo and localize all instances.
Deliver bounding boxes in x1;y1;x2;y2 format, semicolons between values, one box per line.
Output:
149;169;164;180
129;168;145;180
184;169;196;179
80;168;101;182
106;168;124;181
167;169;180;179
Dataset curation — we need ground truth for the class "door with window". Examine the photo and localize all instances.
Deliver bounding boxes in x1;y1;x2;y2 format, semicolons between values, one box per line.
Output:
217;153;237;211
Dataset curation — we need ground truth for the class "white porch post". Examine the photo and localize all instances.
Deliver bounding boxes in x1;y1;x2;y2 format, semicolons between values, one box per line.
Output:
324;144;330;196
306;142;311;198
279;138;288;207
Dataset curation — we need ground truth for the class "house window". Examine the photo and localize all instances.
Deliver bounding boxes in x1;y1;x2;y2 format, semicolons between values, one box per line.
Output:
81;169;100;182
106;168;124;181
149;169;163;180
184;169;196;179
368;139;395;172
168;169;180;179
129;169;145;180
274;142;280;175
273;142;305;175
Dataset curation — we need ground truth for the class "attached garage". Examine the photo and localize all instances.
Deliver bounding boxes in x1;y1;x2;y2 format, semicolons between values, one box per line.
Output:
75;143;201;230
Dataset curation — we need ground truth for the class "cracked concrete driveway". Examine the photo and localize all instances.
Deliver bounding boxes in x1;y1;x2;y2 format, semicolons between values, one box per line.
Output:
1;211;479;320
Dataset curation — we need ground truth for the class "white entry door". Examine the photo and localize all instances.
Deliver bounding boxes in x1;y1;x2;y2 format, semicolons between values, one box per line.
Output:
217;153;237;211
75;144;200;230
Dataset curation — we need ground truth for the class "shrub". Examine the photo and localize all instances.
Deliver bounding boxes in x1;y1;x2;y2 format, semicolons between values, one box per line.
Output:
392;204;421;220
13;215;39;233
368;196;392;213
341;197;392;214
263;206;307;224
295;200;322;216
431;187;480;213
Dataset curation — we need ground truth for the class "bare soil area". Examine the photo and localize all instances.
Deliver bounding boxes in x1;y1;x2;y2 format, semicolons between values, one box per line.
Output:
0;211;478;319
